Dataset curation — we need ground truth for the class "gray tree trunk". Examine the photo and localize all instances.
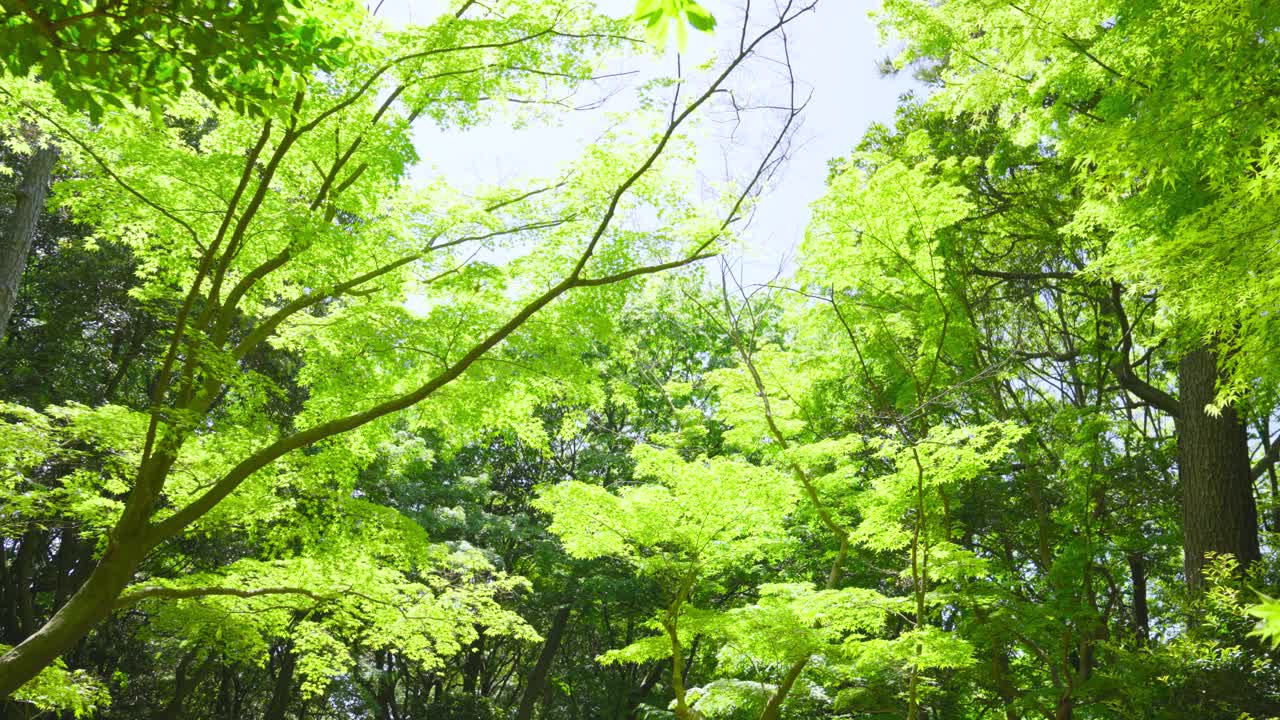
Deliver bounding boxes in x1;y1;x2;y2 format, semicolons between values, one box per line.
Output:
0;142;57;341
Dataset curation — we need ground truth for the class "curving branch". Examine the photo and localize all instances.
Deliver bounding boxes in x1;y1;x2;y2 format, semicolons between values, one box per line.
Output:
1107;283;1180;417
115;585;329;609
971;267;1077;282
229;216;572;360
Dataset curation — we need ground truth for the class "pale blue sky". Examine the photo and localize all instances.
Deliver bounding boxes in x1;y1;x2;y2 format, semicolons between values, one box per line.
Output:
380;0;917;282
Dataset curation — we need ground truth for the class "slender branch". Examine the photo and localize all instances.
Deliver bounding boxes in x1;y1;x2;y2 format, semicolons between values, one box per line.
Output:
233;253;422;359
713;275;848;544
144;0;815;555
569;0;817;281
1107;283;1180;417
148;248;717;542
1253;435;1280;480
484;181;568;212
298;22;593;136
116;585;329;608
971;268;1076;282
575;251;715;287
231;215;572;359
199;91;304;326
6;92;201;247
202;101;304;322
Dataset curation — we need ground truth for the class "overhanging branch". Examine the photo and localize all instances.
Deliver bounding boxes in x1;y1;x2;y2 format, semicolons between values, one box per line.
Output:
116;585;329;609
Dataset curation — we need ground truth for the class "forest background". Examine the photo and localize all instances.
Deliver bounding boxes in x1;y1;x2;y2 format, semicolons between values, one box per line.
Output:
1;1;1280;719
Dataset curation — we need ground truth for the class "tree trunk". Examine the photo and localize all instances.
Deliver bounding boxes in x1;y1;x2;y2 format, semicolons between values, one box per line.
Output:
625;662;665;720
516;601;573;720
263;647;296;720
461;632;484;696
0;437;173;695
993;647;1019;720
1055;695;1073;720
51;527;82;612
980;605;1019;720
1176;348;1261;589
12;530;41;641
1127;553;1149;646
0;534;145;696
1260;419;1280;533
0;541;12;643
0;142;57;341
1269;462;1280;534
155;650;213;720
216;664;235;720
757;659;805;720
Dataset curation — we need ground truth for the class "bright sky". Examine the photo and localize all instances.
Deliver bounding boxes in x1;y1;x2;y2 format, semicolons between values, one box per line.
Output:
378;0;917;283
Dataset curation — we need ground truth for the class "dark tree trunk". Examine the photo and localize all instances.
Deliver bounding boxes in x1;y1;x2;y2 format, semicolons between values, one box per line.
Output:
1055;695;1073;720
462;633;484;696
370;650;397;720
0;529;147;696
155;650;213;720
0;142;57;341
51;527;81;612
13;529;43;641
980;604;1019;720
216;663;235;720
1269;462;1280;534
263;647;297;720
1260;419;1280;533
625;662;665;720
1176;348;1261;588
0;541;12;642
1127;552;1149;645
516;602;573;720
992;646;1019;720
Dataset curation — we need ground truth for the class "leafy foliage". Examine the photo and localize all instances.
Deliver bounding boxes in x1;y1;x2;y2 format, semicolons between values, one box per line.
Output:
0;0;356;118
3;0;1280;718
632;0;716;50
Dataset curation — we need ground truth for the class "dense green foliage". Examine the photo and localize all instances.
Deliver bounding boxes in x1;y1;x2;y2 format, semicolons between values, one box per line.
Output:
1;0;355;118
2;0;1279;719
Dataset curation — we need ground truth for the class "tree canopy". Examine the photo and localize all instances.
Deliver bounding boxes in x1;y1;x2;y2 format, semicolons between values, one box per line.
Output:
2;1;1280;719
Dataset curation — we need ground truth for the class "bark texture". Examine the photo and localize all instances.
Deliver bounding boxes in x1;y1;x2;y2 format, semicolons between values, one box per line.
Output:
1176;347;1261;588
0;143;57;341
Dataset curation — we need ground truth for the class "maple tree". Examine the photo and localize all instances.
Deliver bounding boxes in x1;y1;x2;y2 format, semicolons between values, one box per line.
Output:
3;0;1280;718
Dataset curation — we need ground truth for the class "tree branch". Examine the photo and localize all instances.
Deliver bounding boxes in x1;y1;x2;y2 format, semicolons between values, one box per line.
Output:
1107;283;1180;417
971;268;1076;282
144;0;814;548
1253;435;1280;480
116;585;329;609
